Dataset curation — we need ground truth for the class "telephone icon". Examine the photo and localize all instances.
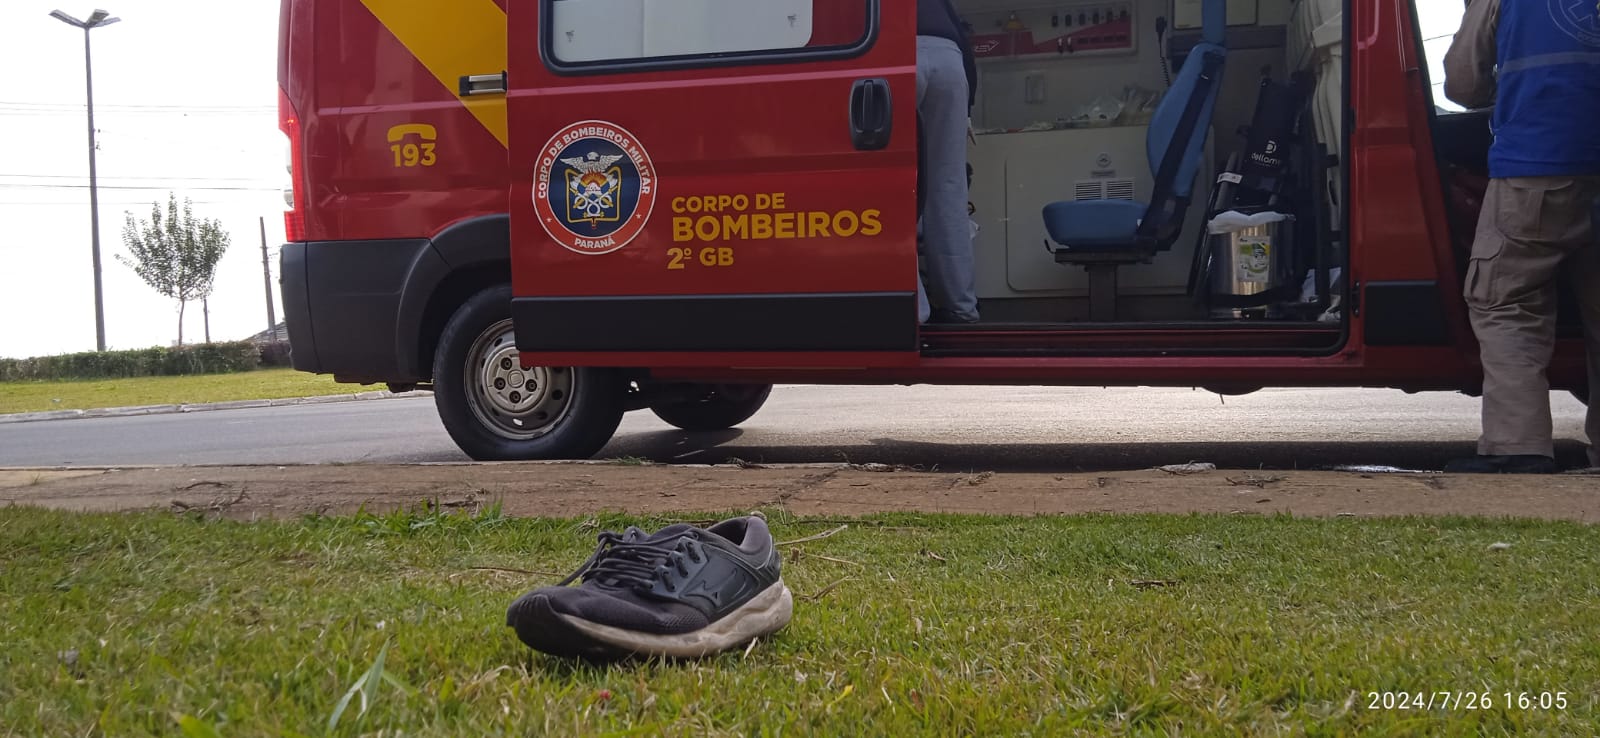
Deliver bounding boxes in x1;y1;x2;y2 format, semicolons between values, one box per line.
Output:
388;123;438;167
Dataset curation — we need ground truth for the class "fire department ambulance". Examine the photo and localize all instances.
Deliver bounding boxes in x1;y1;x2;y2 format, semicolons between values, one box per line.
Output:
277;0;1578;460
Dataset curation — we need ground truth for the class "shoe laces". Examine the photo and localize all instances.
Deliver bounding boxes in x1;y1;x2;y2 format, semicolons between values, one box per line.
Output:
560;528;705;592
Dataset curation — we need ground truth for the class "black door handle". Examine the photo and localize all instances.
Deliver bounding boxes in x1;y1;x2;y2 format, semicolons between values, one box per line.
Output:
849;78;893;151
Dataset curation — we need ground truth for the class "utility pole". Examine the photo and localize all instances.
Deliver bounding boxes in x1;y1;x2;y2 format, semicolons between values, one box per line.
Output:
51;8;120;352
260;216;277;337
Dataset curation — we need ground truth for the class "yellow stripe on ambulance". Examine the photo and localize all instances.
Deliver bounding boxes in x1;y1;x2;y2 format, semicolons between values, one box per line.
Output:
360;0;509;148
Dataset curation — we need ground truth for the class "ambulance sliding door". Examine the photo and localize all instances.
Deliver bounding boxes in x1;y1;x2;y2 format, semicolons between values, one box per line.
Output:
506;0;919;367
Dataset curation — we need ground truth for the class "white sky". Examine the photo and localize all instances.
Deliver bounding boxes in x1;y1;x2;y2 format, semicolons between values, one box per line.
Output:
0;0;1466;359
1418;0;1468;111
1;0;283;358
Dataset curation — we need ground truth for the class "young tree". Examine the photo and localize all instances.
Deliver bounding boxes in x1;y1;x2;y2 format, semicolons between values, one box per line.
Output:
117;193;231;345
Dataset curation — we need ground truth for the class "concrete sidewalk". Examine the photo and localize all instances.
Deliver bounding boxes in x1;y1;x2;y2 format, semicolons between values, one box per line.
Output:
3;461;1597;522
0;389;432;425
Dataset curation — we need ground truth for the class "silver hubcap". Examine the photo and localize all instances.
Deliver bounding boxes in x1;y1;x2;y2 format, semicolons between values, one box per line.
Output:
465;319;574;440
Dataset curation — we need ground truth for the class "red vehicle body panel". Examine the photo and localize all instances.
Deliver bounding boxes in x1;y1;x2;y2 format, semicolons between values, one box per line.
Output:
286;0;512;244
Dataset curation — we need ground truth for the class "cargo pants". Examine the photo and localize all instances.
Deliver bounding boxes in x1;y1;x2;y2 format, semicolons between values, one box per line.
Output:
1465;175;1600;464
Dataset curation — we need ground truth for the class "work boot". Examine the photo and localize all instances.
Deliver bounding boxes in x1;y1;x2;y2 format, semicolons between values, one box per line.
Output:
1442;454;1559;474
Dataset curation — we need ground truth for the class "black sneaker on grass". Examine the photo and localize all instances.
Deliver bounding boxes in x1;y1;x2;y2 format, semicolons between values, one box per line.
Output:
506;516;792;659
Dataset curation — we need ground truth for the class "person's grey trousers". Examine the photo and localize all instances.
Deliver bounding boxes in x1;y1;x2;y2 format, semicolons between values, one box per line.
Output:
916;35;978;323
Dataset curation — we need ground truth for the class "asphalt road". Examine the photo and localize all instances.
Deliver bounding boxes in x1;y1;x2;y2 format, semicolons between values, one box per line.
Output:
0;386;1590;472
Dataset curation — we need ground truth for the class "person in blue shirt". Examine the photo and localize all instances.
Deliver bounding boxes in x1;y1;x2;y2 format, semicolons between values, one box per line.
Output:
1443;0;1600;473
916;0;980;324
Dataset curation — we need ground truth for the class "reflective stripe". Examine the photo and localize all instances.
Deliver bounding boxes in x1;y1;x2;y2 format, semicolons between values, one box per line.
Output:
1500;51;1600;75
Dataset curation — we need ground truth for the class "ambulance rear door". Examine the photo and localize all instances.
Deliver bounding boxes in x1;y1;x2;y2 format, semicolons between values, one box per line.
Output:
505;0;919;367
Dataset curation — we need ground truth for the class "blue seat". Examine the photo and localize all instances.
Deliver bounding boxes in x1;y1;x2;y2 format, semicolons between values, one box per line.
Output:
1043;199;1148;250
1042;0;1228;320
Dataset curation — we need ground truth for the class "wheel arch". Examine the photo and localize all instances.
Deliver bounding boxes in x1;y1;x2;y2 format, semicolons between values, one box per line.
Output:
396;214;511;382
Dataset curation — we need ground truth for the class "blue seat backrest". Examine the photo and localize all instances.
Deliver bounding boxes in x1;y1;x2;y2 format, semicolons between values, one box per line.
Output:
1146;0;1226;202
1145;42;1226;201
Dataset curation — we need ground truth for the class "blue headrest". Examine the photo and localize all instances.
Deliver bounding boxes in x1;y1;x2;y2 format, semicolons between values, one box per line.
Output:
1202;0;1226;45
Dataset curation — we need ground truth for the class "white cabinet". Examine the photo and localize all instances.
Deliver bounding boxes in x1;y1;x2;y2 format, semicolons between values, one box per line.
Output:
967;125;1211;299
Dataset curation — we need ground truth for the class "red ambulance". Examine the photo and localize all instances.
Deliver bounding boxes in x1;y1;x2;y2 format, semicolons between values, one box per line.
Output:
277;0;1575;460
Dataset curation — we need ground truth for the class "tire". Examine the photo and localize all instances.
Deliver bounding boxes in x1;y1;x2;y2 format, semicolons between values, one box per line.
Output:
649;383;773;432
432;285;623;460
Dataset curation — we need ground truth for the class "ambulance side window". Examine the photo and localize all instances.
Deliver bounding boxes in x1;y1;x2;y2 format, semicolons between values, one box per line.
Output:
542;0;872;69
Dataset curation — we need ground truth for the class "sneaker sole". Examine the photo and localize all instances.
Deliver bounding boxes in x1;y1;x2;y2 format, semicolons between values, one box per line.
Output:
550;580;794;659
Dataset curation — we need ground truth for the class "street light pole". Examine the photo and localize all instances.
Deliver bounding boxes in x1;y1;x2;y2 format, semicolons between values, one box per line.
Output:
81;23;106;352
51;8;119;353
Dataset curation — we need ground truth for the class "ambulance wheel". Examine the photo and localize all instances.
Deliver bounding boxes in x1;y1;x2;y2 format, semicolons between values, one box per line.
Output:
649;383;772;432
433;285;623;460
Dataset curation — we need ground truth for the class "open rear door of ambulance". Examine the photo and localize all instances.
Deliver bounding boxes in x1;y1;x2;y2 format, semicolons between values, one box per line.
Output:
506;0;918;368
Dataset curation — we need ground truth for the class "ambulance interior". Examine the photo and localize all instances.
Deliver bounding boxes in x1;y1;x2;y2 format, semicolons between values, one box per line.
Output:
920;0;1347;355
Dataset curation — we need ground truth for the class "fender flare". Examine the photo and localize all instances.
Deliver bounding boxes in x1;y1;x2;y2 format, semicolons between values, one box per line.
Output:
394;214;510;379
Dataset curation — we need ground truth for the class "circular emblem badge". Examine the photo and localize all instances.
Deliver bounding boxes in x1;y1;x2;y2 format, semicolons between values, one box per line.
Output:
533;120;657;255
1549;0;1600;45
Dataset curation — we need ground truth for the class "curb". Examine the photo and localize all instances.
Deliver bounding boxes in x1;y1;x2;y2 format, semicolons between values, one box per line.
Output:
0;390;433;426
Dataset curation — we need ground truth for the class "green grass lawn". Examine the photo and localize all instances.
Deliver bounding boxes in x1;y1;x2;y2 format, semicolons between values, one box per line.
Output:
0;369;356;415
2;507;1597;736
